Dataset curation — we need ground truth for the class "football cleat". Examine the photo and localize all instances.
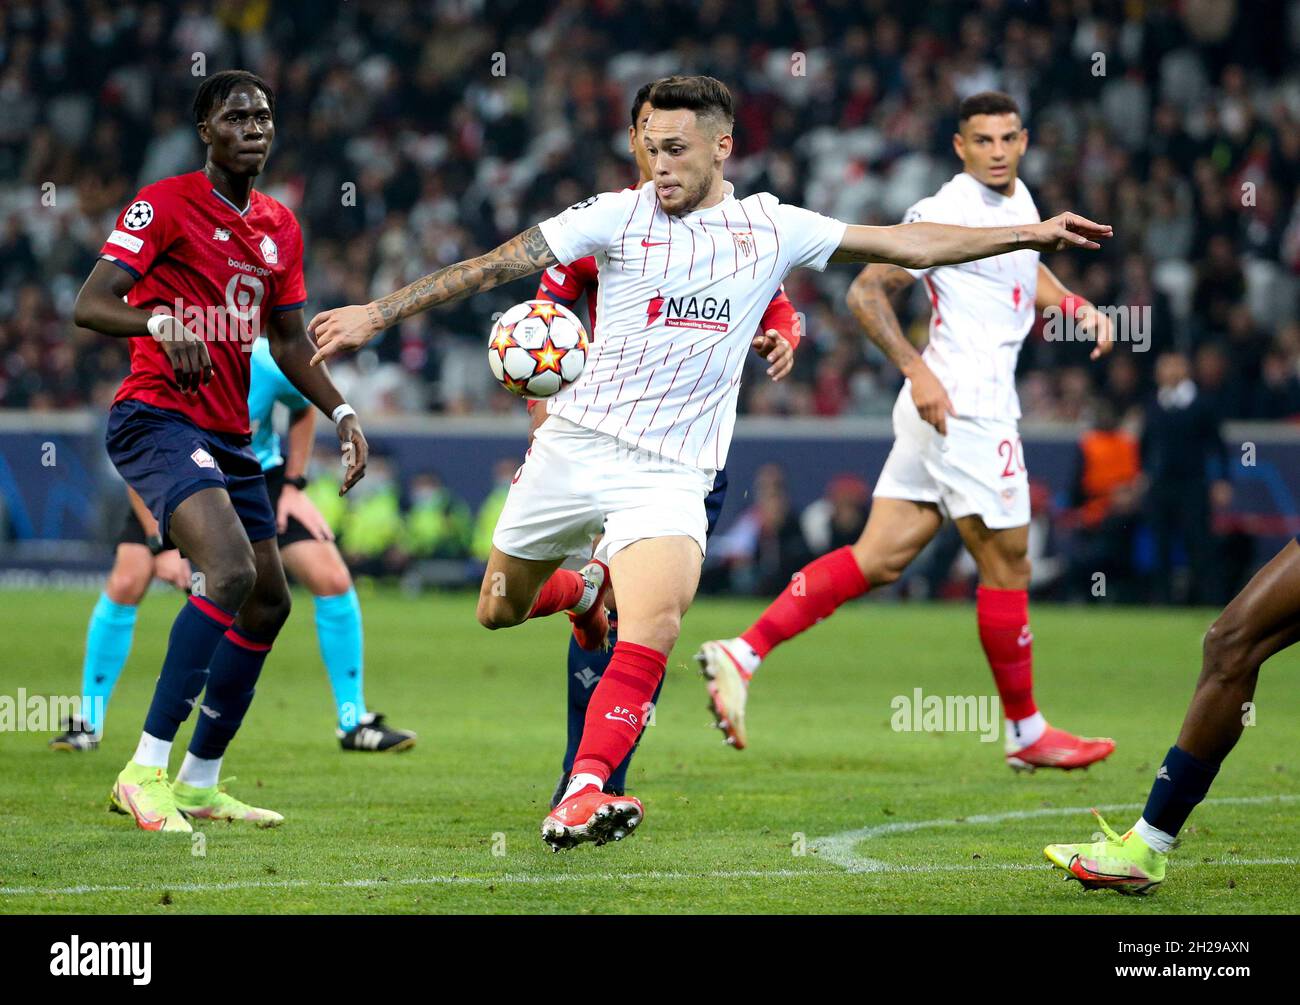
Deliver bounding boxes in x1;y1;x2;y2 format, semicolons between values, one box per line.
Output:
695;638;751;749
172;777;284;828
337;712;417;753
108;761;191;833
1007;725;1115;772
50;716;99;752
550;771;626;809
1044;810;1167;895
569;560;612;652
541;784;643;851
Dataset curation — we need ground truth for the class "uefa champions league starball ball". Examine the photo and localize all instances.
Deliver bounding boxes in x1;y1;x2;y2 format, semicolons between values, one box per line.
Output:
487;300;589;399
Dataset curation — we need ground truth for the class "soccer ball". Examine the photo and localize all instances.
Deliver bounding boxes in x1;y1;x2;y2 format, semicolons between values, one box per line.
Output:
488;300;589;399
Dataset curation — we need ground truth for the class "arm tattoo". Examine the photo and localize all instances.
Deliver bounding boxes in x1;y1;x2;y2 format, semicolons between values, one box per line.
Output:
845;265;921;372
373;225;558;326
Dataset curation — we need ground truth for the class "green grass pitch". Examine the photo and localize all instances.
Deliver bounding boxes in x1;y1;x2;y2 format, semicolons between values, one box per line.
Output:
1;588;1297;914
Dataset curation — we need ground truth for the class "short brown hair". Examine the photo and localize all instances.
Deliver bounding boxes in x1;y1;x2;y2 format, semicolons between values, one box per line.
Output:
958;91;1021;123
648;75;735;135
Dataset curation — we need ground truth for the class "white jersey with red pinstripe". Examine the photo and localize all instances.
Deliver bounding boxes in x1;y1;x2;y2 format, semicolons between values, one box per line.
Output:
901;171;1040;421
537;182;845;470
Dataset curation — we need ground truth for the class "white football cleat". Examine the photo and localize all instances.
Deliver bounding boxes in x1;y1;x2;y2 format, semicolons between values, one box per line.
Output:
695;638;751;750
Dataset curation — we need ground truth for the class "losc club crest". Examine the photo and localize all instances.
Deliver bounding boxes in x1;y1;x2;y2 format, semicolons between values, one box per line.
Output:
259;234;279;265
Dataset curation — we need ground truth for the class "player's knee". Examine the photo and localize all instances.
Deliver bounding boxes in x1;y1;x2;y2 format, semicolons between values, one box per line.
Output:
476;593;524;631
1202;615;1252;678
206;553;258;608
855;548;903;586
626;610;680;653
106;562;151;605
314;564;353;598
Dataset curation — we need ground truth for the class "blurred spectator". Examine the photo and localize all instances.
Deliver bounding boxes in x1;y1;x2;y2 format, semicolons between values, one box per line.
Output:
2;2;1297;421
800;473;871;554
472;458;519;562
1141;352;1232;604
710;464;812;595
339;456;405;577
405;471;472;559
1064;399;1144;602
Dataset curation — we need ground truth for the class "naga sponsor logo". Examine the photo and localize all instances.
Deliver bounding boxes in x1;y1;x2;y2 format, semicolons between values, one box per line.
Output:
645;292;731;332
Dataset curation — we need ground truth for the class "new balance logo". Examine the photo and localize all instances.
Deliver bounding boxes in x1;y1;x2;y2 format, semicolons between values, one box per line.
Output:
1156;766;1171;781
198;704;221;720
213;227;231;242
573;667;601;689
1017;626;1034;647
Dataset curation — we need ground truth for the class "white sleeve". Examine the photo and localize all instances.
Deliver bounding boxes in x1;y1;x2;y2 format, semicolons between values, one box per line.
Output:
772;201;849;273
537;190;637;266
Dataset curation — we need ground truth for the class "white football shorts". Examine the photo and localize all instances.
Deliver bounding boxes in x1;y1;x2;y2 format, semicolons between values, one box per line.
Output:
873;388;1030;529
492;415;716;563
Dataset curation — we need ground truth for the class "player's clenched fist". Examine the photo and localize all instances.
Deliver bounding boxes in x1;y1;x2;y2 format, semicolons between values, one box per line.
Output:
308;303;384;366
1019;212;1113;252
336;414;369;494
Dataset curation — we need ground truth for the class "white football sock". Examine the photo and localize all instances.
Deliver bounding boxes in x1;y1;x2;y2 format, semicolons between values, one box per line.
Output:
571;568;602;614
133;732;172;769
175;752;222;789
1006;711;1047;751
1133;817;1176;853
729;638;762;677
563;772;605;801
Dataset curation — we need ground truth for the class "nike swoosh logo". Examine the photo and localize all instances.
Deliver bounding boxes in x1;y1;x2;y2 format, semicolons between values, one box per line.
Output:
604;713;635;725
640;239;669;247
120;785;166;830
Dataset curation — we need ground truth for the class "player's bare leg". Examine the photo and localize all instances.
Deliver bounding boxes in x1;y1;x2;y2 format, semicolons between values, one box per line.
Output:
698;496;942;748
1179;540;1300;761
542;535;700;849
53;543;157;752
955;515;1114;771
476;546;611;649
1046;540;1300;892
110;488;261;832
281;539;416;752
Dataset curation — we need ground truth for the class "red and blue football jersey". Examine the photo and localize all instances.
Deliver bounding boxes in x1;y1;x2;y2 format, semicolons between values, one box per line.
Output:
100;170;307;436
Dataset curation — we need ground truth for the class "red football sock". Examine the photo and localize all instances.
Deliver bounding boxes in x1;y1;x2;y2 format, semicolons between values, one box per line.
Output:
741;546;870;658
529;569;586;618
571;641;666;783
976;586;1037;721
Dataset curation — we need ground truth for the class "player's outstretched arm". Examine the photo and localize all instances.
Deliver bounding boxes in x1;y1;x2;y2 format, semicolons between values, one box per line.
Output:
74;260;213;393
308;226;558;366
830;212;1112;270
268;307;368;494
846;264;955;435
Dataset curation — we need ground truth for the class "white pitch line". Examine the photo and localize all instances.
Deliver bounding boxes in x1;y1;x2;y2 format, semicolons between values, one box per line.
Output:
0;868;821;899
810;793;1300;873
4;796;1297;898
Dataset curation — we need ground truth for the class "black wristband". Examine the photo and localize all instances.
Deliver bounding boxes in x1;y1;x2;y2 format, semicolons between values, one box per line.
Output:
285;474;308;490
146;533;165;556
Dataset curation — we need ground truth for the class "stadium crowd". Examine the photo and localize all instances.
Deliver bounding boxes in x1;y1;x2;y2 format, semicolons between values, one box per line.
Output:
2;0;1299;425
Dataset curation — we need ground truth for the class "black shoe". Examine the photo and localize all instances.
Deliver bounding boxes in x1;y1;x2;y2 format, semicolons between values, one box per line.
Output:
49;717;98;752
337;713;417;752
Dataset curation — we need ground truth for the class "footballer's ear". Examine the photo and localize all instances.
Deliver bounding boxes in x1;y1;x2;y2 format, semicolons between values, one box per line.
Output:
627;124;637;157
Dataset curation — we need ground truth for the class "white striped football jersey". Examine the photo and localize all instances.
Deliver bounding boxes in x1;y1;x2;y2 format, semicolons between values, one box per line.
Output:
537;182;846;470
